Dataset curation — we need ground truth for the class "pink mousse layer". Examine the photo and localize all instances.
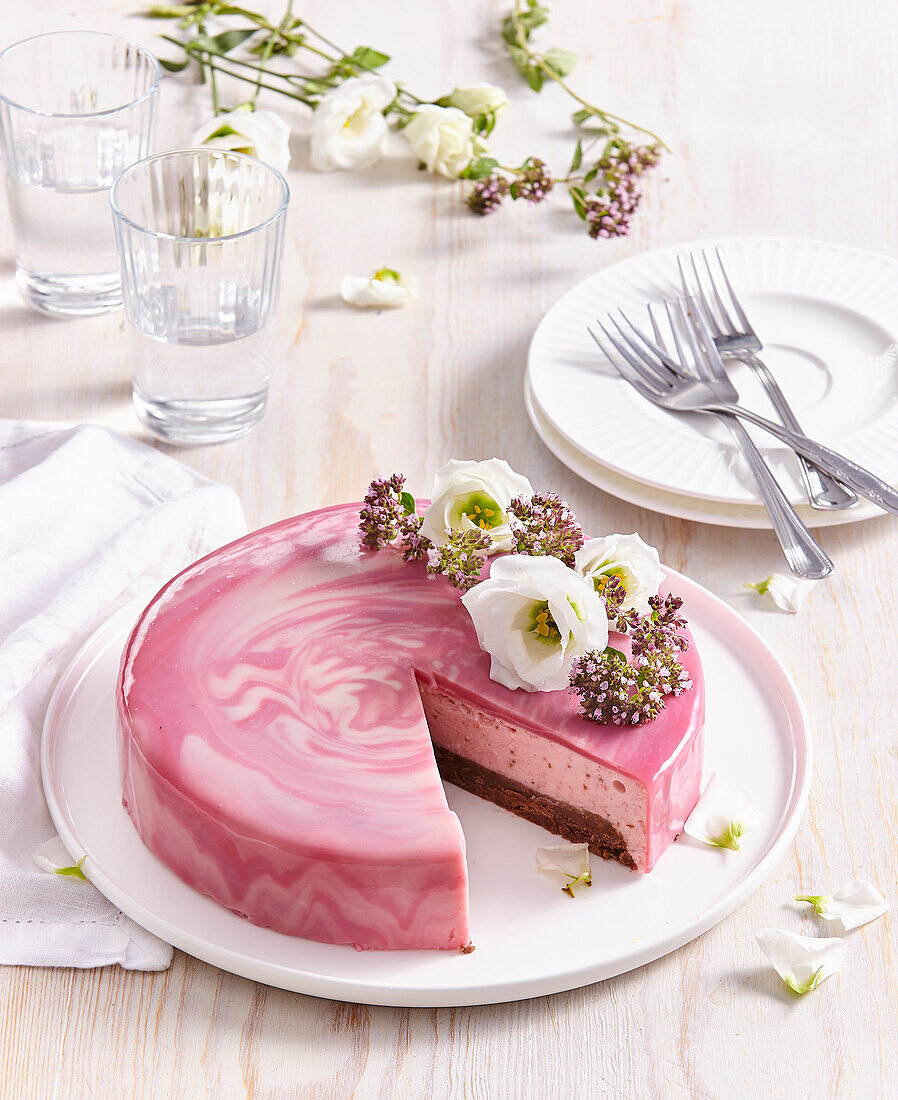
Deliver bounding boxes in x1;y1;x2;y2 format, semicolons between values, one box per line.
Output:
417;683;649;865
117;503;704;951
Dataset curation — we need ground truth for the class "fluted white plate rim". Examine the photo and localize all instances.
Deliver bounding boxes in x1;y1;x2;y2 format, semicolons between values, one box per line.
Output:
42;591;810;1008
525;375;886;529
527;235;898;508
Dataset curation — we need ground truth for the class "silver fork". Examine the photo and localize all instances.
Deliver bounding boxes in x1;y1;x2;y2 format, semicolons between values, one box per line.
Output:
644;300;833;579
678;249;857;511
587;301;898;516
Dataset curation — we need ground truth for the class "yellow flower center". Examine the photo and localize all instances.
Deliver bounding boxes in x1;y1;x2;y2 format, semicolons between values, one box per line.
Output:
470;502;498;529
593;565;628;595
530;601;561;642
453;491;504;531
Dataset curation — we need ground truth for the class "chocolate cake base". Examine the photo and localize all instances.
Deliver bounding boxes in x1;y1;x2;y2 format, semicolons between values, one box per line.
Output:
433;746;637;871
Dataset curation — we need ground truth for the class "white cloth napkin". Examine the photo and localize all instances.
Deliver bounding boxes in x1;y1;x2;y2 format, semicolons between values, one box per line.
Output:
0;420;246;970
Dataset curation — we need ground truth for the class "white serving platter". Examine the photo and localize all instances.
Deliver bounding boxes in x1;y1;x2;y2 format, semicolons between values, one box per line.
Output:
42;578;810;1007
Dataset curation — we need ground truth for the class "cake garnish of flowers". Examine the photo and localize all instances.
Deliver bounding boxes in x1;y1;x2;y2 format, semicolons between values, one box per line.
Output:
359;459;693;726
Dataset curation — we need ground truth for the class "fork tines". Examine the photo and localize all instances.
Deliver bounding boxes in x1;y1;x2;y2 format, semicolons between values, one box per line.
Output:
677;247;755;340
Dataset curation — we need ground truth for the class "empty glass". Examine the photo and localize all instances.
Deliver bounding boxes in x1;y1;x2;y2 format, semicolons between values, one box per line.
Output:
0;31;160;315
110;149;289;444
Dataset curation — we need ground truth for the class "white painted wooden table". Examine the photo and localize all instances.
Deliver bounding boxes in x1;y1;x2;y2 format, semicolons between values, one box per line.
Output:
2;1;897;1096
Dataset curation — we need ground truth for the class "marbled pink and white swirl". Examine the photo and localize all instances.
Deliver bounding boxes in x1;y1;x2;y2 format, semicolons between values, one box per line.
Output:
117;503;704;951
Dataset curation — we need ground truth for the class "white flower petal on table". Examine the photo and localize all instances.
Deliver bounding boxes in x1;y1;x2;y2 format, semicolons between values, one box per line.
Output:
795;879;889;931
683;774;760;851
745;572;816;613
340;270;417;309
535;843;592;896
34;836;87;880
756;928;844;994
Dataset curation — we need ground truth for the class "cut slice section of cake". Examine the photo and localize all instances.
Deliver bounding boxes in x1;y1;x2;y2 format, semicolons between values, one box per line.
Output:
117;501;704;951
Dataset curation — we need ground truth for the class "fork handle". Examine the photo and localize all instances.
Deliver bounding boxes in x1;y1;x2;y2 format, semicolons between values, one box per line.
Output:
721;404;898;514
719;414;833;579
741;352;858;511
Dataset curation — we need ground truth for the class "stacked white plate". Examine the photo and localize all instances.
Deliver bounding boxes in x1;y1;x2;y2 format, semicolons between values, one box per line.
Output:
526;237;898;527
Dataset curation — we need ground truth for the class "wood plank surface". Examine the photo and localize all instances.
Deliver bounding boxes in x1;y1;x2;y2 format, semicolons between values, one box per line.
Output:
0;1;896;1096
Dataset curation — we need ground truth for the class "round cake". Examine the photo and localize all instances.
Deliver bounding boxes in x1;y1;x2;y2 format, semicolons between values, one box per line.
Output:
116;503;705;951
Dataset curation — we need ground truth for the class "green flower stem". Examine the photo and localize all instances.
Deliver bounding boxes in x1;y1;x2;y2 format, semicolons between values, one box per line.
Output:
292;17;345;59
208;4;340;63
197;18;221;114
202;59;316;106
250;0;293;105
187;46;317;87
561;871;592;897
154;3;427;123
510;0;669;151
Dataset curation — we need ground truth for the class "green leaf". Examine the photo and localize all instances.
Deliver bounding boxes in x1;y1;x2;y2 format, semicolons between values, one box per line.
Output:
500;16;519;47
159;56;191;73
507;44;531;78
602;644;628;664
570;139;583;172
583;164;599;184
399;491;417;515
190;28;258;56
572;107;593;125
145;4;197;17
518;1;550;36
349;46;390;70
213;4;266;16
524;64;544;93
209;28;259;54
568;186;589;220
543;47;577;78
462;156;499;180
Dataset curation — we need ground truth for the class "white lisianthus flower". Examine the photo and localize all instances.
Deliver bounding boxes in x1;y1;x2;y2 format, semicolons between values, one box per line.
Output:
574;533;663;615
683;774;760;851
420;458;533;553
756;928;844;995
462;555;609;692
795;880;889;932
191;108;291;174
309;74;397;171
745;573;816;613
340;267;417;309
535;843;592;896
403;104;476;179
447;82;508;119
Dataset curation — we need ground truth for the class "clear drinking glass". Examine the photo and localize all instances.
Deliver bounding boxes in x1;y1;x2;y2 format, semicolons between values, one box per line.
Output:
110;149;289;444
0;31;160;316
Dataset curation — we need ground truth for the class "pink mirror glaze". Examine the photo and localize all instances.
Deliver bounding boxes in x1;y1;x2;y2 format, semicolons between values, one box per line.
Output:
117;503;704;951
